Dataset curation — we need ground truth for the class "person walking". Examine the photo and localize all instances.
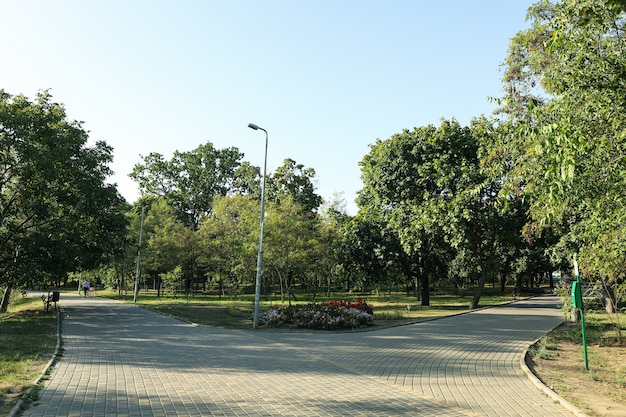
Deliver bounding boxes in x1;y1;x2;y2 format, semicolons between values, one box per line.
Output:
83;280;90;297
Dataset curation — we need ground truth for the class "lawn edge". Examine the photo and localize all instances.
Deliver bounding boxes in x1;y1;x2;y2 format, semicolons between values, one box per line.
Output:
7;307;62;417
519;321;590;417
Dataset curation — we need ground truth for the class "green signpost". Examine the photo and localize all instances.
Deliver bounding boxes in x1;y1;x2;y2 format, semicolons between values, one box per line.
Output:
571;253;589;370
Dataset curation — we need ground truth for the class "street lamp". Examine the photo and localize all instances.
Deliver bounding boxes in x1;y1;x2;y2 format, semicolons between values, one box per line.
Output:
248;122;268;329
133;206;145;303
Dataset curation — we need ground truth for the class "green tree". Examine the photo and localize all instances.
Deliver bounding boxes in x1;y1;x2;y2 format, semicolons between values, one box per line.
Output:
359;119;517;307
267;158;322;213
335;212;407;294
197;195;258;298
130;142;249;230
497;0;626;311
160;265;184;296
263;196;321;304
141;198;194;295
0;90;128;311
359;120;477;305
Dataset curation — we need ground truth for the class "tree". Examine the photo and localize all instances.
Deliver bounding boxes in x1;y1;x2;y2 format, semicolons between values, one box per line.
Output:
358;118;518;307
197;195;258;298
497;0;626;309
130;142;249;230
334;211;406;294
359;120;478;305
140;198;195;294
266;158;322;213
0;90;128;311
263;196;321;304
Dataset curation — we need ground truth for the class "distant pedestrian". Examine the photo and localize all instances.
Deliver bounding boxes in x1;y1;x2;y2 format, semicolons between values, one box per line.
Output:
83;281;90;297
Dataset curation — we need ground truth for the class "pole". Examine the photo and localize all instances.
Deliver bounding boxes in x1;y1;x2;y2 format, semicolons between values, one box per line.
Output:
133;206;145;303
573;253;589;370
249;123;268;329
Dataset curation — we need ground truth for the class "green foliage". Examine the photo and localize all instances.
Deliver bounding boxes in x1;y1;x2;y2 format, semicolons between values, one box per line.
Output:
267;158;322;213
160;265;184;296
0;90;128;310
264;195;324;303
532;335;559;360
616;367;626;388
130;142;251;230
197;195;258;298
495;0;626;320
357;118;529;308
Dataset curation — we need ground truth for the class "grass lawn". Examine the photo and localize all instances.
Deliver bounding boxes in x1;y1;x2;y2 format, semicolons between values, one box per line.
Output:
528;311;626;417
98;287;524;329
0;296;57;416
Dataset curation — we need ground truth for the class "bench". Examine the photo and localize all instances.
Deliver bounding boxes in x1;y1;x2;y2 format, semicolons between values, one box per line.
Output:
41;291;60;312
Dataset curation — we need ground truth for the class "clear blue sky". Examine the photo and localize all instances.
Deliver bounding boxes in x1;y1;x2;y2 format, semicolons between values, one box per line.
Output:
1;1;532;214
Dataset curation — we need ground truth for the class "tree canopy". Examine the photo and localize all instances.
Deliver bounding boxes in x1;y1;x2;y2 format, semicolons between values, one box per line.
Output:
0;90;128;311
130;142;253;230
495;0;626;301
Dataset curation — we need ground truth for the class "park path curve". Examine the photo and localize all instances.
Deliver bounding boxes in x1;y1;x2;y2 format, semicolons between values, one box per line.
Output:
21;293;574;417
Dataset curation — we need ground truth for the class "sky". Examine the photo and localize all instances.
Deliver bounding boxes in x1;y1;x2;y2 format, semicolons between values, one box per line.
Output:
0;1;532;215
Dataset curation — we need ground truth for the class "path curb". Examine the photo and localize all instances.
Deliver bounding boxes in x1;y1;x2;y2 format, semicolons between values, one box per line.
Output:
519;330;590;417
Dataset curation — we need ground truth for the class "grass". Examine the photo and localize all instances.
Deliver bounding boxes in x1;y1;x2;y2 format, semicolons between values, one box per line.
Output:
0;296;57;416
98;287;523;329
527;311;626;416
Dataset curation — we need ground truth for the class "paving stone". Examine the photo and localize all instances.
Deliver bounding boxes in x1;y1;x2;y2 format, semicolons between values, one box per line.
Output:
22;294;573;417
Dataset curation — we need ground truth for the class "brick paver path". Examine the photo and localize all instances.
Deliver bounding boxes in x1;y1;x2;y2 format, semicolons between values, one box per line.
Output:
22;294;574;416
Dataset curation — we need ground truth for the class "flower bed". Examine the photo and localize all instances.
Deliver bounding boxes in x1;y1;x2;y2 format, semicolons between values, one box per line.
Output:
258;299;374;330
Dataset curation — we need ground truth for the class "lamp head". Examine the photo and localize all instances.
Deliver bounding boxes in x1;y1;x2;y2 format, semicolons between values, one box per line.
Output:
248;123;260;130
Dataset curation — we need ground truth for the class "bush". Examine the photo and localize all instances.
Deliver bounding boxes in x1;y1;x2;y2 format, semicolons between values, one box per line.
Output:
259;299;374;330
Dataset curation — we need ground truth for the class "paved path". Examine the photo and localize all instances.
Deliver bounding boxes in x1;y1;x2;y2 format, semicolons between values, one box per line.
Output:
21;293;574;417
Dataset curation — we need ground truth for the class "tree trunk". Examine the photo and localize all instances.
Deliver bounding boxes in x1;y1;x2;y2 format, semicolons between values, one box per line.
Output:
277;270;285;305
471;249;494;309
1;286;12;313
417;256;428;305
471;268;488;309
515;275;523;295
421;272;430;306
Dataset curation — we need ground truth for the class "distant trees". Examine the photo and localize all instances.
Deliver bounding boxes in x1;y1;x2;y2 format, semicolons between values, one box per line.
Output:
126;143;330;300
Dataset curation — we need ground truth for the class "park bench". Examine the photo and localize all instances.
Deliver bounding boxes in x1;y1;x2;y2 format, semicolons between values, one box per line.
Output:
41;291;60;312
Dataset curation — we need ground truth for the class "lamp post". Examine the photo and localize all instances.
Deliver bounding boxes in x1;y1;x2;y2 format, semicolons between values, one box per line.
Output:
133;206;145;303
248;123;268;329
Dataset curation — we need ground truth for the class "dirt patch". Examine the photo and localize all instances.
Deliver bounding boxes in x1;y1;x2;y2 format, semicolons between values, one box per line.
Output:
527;323;626;417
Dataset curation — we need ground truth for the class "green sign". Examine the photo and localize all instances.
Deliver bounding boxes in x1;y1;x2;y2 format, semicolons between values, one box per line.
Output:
571;281;582;309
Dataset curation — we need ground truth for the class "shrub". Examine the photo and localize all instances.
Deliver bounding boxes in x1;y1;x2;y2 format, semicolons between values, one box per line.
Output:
259;299;374;330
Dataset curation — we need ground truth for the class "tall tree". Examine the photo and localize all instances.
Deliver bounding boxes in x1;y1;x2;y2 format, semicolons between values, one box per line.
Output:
197;194;258;298
130;142;249;230
359;120;475;305
263;196;321;304
359;119;513;307
0;90;127;311
141;198;194;294
497;0;626;302
266;158;322;213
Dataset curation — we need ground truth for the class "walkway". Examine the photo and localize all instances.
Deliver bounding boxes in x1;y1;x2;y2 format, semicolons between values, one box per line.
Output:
21;293;574;416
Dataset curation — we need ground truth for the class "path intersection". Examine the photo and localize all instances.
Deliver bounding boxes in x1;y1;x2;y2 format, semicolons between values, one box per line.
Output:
22;293;576;417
